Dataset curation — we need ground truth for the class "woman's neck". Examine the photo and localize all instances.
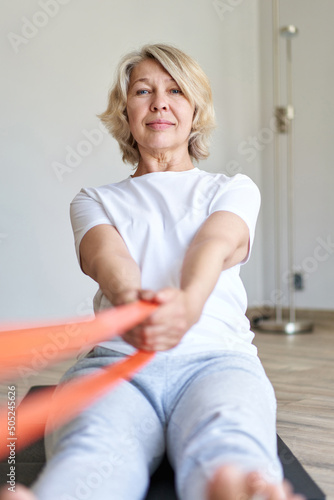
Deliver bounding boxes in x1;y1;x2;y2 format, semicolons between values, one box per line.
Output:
131;148;194;178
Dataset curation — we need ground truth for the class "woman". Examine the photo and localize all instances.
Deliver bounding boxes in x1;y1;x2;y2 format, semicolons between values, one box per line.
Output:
2;44;302;500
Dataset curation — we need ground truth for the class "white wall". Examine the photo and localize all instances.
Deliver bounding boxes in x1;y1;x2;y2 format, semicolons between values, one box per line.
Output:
1;0;263;322
259;0;334;311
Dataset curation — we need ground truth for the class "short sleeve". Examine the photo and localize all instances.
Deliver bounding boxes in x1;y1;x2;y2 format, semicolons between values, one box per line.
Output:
209;174;261;264
70;188;115;264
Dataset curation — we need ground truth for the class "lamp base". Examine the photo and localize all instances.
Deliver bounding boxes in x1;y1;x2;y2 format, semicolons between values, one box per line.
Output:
255;319;313;334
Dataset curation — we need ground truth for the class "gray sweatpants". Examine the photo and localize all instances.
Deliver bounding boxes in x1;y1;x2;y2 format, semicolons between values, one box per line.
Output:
32;347;283;500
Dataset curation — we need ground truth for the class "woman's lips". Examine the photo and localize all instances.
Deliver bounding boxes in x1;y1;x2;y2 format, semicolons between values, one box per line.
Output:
146;120;175;130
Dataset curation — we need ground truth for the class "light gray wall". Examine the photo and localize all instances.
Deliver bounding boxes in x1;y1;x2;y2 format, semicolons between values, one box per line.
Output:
2;0;332;324
1;0;263;321
259;0;334;311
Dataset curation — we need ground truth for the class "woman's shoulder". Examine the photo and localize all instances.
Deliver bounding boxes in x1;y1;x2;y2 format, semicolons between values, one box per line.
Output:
199;169;259;189
72;177;132;201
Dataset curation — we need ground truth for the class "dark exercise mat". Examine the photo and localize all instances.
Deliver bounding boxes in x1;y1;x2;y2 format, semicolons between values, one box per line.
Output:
0;386;326;500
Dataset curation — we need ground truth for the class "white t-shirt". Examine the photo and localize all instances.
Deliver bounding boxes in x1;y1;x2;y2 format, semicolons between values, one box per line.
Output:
70;167;261;356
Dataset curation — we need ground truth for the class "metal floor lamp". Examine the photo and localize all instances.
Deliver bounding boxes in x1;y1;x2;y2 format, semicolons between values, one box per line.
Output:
256;0;313;334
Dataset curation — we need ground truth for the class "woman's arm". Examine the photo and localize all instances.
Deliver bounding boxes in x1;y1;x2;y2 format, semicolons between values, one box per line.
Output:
123;210;250;351
180;210;249;315
79;224;141;305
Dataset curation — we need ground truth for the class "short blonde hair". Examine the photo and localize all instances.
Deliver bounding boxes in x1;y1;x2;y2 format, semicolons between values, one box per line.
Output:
98;44;216;165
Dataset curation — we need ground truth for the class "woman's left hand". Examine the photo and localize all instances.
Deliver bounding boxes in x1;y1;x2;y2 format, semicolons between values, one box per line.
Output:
122;288;200;351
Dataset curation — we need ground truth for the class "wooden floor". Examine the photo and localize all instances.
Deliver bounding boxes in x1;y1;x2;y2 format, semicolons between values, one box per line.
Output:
253;319;334;500
1;318;333;499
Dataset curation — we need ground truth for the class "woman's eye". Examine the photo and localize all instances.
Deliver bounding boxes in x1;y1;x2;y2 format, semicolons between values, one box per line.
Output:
136;89;149;95
170;89;182;94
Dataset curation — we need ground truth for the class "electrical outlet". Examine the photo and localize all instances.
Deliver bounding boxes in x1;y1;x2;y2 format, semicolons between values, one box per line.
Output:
293;273;304;290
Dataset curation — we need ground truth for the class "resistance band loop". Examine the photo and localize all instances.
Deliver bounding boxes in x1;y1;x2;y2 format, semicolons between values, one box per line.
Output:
0;301;156;380
0;351;154;460
0;301;157;460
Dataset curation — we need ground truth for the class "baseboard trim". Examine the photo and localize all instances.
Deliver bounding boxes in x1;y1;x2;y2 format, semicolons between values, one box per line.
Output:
247;306;334;324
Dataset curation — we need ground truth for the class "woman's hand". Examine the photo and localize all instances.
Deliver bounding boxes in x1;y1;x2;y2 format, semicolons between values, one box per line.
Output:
122;288;200;351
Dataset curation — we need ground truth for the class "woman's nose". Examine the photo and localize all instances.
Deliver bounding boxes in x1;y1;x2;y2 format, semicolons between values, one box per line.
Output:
150;91;169;111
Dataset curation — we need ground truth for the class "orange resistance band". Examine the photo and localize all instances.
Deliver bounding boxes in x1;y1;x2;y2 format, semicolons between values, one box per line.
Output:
0;300;157;380
0;350;154;461
0;301;157;460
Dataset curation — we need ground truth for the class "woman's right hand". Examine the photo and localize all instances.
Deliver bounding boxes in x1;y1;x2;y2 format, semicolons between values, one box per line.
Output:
122;288;200;351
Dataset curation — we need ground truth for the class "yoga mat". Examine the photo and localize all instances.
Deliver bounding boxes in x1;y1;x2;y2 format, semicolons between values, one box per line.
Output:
277;435;326;500
0;386;327;500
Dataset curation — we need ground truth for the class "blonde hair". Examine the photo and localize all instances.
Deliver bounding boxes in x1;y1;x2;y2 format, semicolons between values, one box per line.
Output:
98;43;216;165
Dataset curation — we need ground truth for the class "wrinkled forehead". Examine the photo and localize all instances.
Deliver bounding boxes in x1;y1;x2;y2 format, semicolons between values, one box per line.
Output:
128;58;175;89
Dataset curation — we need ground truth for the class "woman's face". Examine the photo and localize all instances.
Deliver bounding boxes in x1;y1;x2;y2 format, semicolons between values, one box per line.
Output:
126;59;195;158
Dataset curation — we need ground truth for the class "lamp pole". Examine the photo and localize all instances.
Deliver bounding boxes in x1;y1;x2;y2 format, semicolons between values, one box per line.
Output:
256;4;313;334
